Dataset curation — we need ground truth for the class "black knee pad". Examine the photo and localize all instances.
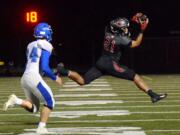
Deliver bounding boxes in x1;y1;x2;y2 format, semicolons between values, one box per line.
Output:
25;104;39;113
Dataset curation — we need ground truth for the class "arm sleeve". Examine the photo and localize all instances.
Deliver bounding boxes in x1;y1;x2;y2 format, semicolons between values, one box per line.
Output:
40;49;57;80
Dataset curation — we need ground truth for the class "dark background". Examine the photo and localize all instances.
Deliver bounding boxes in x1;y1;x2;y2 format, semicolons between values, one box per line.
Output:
1;0;180;75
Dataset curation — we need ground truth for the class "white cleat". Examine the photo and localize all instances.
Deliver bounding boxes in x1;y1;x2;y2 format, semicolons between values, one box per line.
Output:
3;94;17;111
36;127;49;134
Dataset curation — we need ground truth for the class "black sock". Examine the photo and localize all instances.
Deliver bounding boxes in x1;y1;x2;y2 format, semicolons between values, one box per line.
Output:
147;89;158;98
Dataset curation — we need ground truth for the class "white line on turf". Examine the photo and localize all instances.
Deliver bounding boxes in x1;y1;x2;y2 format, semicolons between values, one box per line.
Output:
2;111;180;116
54;93;117;97
48;104;180;108
50;119;180;123
20;127;146;135
59;88;113;91
55;100;123;105
7;104;180;110
1;99;180;106
0;133;13;135
2;119;180;123
34;110;130;118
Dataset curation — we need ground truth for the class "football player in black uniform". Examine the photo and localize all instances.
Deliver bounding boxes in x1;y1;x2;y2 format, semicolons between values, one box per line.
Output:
57;13;167;103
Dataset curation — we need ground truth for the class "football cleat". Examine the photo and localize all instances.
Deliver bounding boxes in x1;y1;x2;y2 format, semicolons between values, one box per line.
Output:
36;126;56;134
36;127;48;134
3;94;17;111
151;93;167;103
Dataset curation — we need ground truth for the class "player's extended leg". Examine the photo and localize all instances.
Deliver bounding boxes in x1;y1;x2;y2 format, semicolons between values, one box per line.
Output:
56;63;85;85
107;61;167;103
69;67;103;85
56;63;103;85
134;74;150;91
68;71;85;85
133;74;167;103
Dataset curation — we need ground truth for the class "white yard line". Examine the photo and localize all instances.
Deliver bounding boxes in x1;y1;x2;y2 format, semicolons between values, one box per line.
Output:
21;127;146;135
54;93;117;97
2;111;180;116
1;99;180;106
2;119;180;123
59;88;113;91
55;100;124;105
0;133;13;135
51;119;180;123
54;104;180;108
7;104;180;110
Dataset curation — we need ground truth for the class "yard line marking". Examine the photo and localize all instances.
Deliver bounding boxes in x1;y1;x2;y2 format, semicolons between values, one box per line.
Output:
34;110;130;118
59;88;113;91
6;104;180;110
34;111;180;118
2;111;180;117
21;127;146;135
55;100;124;105
0;90;180;93
54;93;117;97
1;95;180;99
1;99;180;106
2;119;180;123
0;133;13;135
54;104;180;108
51;119;180;123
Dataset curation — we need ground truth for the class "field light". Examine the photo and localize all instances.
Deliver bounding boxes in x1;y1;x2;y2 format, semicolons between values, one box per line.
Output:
26;11;38;23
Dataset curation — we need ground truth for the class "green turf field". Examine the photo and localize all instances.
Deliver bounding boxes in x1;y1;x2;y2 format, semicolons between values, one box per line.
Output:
0;75;180;135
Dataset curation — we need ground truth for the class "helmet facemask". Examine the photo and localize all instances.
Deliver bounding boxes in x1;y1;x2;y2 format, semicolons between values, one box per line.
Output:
110;18;131;36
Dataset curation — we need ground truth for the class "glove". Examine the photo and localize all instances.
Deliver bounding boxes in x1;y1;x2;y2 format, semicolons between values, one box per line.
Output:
131;13;149;32
56;63;69;76
131;12;144;24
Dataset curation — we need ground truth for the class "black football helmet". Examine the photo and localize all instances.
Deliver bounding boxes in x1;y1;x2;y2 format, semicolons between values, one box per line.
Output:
110;17;130;35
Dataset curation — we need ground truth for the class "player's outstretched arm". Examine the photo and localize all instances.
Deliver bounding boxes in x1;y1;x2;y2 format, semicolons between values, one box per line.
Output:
131;32;143;48
130;12;149;48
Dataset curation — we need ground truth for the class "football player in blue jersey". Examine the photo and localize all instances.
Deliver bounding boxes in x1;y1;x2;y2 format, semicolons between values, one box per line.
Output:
3;23;62;134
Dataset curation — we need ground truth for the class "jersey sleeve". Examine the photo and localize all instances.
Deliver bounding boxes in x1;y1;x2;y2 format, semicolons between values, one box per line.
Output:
115;36;132;47
37;39;53;53
40;49;57;81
